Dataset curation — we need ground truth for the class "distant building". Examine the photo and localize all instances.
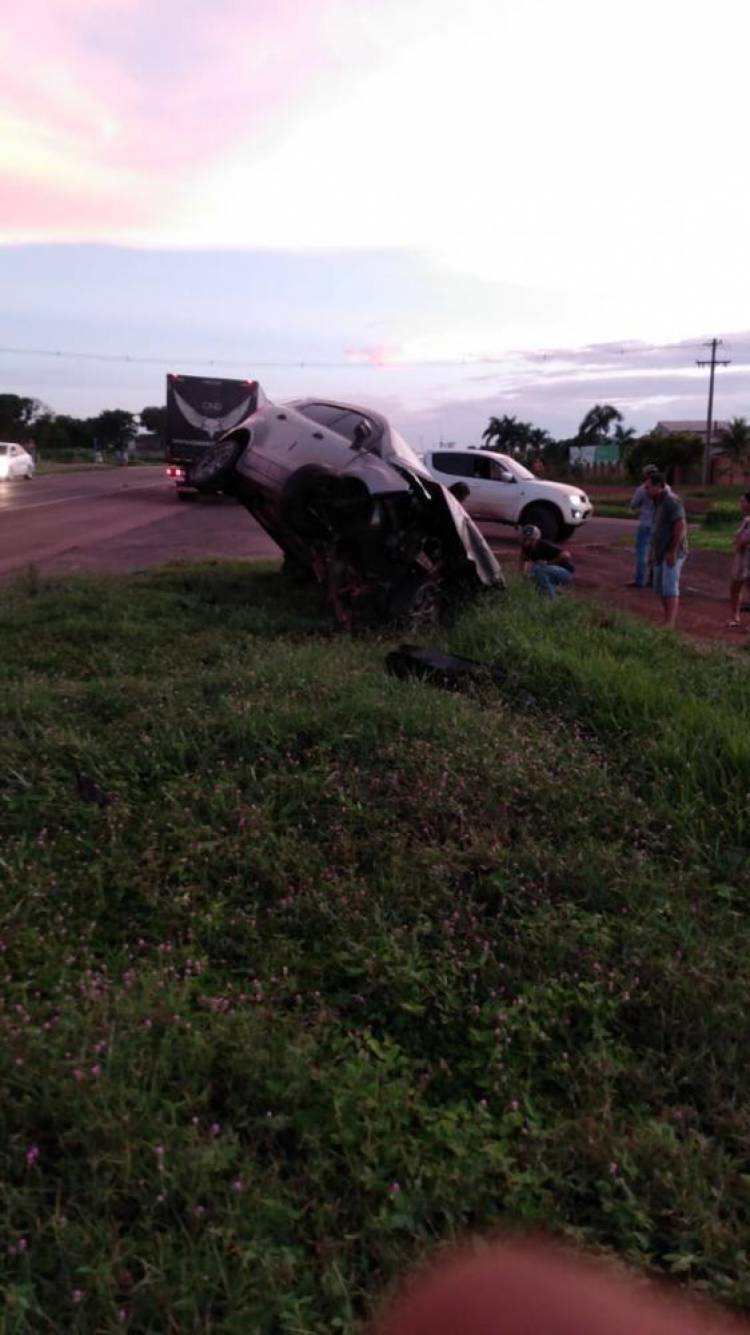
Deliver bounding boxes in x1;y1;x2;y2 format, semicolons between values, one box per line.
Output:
652;420;749;486
653;419;729;443
569;442;621;468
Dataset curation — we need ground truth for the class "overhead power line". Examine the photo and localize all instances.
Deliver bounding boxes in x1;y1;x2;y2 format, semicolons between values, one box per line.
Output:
0;344;495;370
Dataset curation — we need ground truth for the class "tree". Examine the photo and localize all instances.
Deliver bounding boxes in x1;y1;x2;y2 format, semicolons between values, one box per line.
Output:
613;422;636;451
0;394;49;441
33;413;97;453
718;416;750;461
140;405;167;442
481;415;549;457
624;431;702;482
576;404;623;444
90;409;136;452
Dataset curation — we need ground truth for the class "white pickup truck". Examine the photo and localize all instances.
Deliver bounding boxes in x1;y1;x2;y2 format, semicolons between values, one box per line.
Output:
420;447;592;541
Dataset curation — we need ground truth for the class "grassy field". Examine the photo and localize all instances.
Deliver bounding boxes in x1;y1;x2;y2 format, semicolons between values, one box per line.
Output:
35;460;156;476
2;562;750;1331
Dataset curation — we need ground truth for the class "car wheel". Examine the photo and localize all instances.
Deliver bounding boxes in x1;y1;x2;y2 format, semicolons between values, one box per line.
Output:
388;571;443;630
189;430;249;490
177;489;198;502
522;503;562;542
558;523;576;541
280;464;338;540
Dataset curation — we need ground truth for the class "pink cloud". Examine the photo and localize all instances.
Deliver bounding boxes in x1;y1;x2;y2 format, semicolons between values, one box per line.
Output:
346;344;404;367
0;175;159;234
1;0;361;234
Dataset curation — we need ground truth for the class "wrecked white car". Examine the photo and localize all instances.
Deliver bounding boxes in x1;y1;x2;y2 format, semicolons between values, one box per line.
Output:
188;389;503;627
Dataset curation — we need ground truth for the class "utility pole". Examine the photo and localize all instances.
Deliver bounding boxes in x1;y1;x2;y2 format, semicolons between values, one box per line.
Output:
696;338;731;485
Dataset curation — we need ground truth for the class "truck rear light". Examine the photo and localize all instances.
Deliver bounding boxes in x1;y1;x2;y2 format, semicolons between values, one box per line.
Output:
166;466;186;481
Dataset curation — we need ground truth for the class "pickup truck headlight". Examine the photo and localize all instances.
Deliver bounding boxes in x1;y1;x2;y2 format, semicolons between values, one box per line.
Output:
568;493;586;507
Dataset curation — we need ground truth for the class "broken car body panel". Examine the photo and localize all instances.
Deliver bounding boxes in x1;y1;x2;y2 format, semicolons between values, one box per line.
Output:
188;393;503;624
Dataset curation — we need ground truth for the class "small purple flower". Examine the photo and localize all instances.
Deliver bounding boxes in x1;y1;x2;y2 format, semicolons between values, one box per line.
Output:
26;1144;40;1168
389;1182;401;1195
510;1099;520;1112
72;1290;84;1304
210;1122;221;1137
90;1064;102;1078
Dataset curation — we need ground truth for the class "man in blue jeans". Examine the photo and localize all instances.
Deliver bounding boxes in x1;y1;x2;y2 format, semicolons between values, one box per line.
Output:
645;471;688;628
519;525;574;598
627;464;660;587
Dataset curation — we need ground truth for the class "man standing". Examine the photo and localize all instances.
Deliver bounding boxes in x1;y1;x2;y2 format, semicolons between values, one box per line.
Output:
645;472;688;628
519;525;575;599
627;464;659;588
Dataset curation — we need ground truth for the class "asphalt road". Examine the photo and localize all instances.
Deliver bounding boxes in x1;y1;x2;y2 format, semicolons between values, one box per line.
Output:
0;467;280;579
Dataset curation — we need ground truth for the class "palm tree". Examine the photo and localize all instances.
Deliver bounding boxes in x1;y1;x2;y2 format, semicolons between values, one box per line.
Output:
482;414;542;455
577;404;623;444
612;422;636;459
718;416;750;460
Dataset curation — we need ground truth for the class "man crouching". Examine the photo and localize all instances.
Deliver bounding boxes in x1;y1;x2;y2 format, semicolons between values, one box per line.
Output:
519;524;575;599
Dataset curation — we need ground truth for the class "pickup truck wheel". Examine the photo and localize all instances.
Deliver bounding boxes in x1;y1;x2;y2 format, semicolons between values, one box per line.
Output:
521;503;562;542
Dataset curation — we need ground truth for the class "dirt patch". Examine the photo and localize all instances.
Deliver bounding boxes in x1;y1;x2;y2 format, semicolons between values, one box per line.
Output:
483;518;750;652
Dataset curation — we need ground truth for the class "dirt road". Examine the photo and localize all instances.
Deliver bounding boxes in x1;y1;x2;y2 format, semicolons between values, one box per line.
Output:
485;520;743;648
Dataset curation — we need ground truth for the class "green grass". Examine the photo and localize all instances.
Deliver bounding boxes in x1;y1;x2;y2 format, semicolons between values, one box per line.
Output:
36;460;157;476
2;562;750;1331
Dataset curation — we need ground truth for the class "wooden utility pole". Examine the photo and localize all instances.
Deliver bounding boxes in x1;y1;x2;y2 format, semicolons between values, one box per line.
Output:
696;338;731;484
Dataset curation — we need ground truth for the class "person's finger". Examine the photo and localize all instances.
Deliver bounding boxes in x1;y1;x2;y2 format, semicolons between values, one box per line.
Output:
373;1240;747;1335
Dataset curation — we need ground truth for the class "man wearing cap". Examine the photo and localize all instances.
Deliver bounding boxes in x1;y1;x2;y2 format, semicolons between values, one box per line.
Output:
627;464;660;588
519;525;575;599
645;471;688;628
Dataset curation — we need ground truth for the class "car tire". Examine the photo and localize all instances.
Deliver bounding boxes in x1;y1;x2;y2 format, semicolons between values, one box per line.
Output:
521;503;562;542
279;464;338;540
188;431;249;491
388;571;443;630
177;489;198;501
558;523;576;541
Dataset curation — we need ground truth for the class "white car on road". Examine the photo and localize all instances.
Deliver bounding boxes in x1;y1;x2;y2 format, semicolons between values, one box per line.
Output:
0;442;35;481
420;448;592;541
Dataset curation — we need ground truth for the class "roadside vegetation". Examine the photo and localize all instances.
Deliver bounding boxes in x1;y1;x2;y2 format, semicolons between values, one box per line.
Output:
587;490;745;551
2;561;750;1330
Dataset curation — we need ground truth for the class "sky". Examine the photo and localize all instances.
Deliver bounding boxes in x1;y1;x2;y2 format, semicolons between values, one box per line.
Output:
2;0;750;442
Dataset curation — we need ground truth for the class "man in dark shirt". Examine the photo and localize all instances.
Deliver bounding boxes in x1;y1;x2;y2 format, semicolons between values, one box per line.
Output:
519;524;575;599
645;471;688;628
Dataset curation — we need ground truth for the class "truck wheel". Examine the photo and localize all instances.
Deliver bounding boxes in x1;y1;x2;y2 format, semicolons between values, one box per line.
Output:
177;489;197;502
521;504;562;542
